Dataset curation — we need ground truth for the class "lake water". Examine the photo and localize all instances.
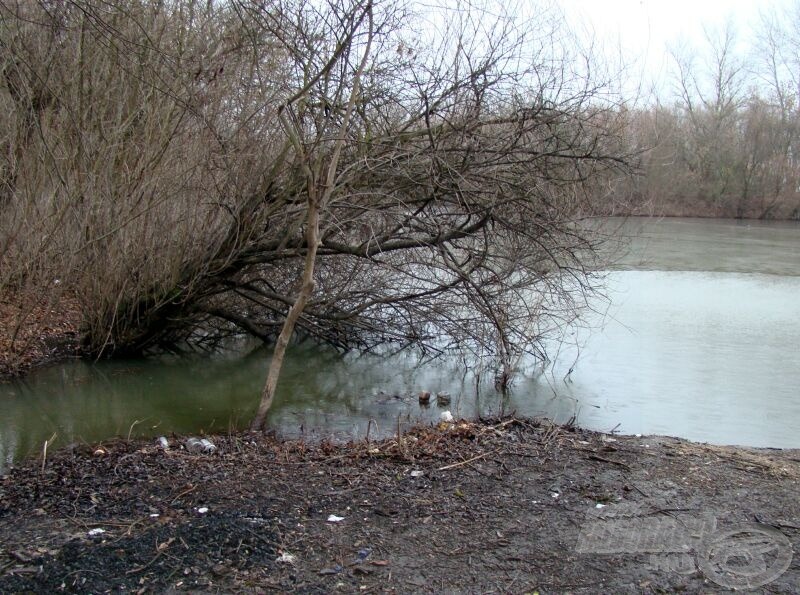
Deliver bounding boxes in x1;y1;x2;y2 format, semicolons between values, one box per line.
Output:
2;217;799;468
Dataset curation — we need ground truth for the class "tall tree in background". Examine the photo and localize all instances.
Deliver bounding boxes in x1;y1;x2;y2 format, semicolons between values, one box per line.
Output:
670;23;745;213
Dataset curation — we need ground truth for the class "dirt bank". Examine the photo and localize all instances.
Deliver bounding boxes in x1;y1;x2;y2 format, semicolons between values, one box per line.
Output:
0;292;82;380
1;418;798;593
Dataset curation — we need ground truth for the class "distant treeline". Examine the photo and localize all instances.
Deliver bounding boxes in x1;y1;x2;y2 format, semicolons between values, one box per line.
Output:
613;100;800;220
608;9;800;220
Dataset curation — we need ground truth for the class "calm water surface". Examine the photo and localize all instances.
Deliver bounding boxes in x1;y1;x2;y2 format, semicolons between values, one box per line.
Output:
2;217;799;467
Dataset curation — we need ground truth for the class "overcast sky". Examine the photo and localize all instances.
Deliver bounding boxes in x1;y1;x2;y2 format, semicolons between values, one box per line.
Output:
558;0;790;95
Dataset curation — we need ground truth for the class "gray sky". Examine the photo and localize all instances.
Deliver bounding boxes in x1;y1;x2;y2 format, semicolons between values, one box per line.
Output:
558;0;788;95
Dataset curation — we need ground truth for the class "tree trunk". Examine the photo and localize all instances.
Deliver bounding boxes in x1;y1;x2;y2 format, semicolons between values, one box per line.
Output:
249;1;373;431
250;195;320;430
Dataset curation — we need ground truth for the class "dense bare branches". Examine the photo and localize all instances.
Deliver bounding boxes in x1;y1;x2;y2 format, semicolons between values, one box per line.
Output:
0;0;292;355
1;0;629;392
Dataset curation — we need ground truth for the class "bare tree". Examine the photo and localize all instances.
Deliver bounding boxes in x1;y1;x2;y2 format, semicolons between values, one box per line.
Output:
0;0;631;422
753;1;800;218
668;23;745;212
613;18;800;220
251;0;376;429
237;0;629;426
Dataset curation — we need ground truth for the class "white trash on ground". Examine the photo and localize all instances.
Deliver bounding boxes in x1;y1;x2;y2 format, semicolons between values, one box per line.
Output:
185;437;217;453
276;552;297;564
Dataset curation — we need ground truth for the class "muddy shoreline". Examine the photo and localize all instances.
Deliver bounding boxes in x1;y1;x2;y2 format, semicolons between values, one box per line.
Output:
1;418;798;593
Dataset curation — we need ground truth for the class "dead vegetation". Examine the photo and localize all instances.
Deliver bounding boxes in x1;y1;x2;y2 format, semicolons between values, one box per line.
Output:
0;0;630;391
0;290;81;377
1;418;798;592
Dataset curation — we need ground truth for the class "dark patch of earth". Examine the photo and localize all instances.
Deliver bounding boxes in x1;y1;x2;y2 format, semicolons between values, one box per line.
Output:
0;418;798;593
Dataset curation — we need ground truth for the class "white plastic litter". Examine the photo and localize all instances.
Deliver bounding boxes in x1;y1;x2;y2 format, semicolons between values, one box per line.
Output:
440;411;454;423
157;436;169;449
197;507;209;514
327;514;345;523
88;528;106;537
185;437;217;453
595;503;607;509
276;552;297;565
410;470;424;478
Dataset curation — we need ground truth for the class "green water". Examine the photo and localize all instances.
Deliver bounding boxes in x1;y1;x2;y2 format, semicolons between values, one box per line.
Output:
0;345;513;468
2;217;800;469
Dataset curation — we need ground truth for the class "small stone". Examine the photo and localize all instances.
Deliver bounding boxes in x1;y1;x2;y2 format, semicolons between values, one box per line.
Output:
318;565;343;575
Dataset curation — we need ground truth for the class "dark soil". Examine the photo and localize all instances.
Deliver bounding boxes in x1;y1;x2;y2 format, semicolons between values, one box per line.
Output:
1;418;798;593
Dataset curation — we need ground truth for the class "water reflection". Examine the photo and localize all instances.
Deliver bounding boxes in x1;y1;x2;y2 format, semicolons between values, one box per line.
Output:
526;270;800;449
615;217;800;276
0;347;517;470
2;218;800;468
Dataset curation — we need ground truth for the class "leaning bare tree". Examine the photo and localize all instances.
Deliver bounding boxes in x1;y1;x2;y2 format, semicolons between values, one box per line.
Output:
237;0;629;427
1;0;630;424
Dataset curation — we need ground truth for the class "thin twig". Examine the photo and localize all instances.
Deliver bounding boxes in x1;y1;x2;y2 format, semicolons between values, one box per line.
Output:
127;418;145;441
588;454;631;470
366;418;378;442
41;432;57;474
438;451;494;471
170;484;196;504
